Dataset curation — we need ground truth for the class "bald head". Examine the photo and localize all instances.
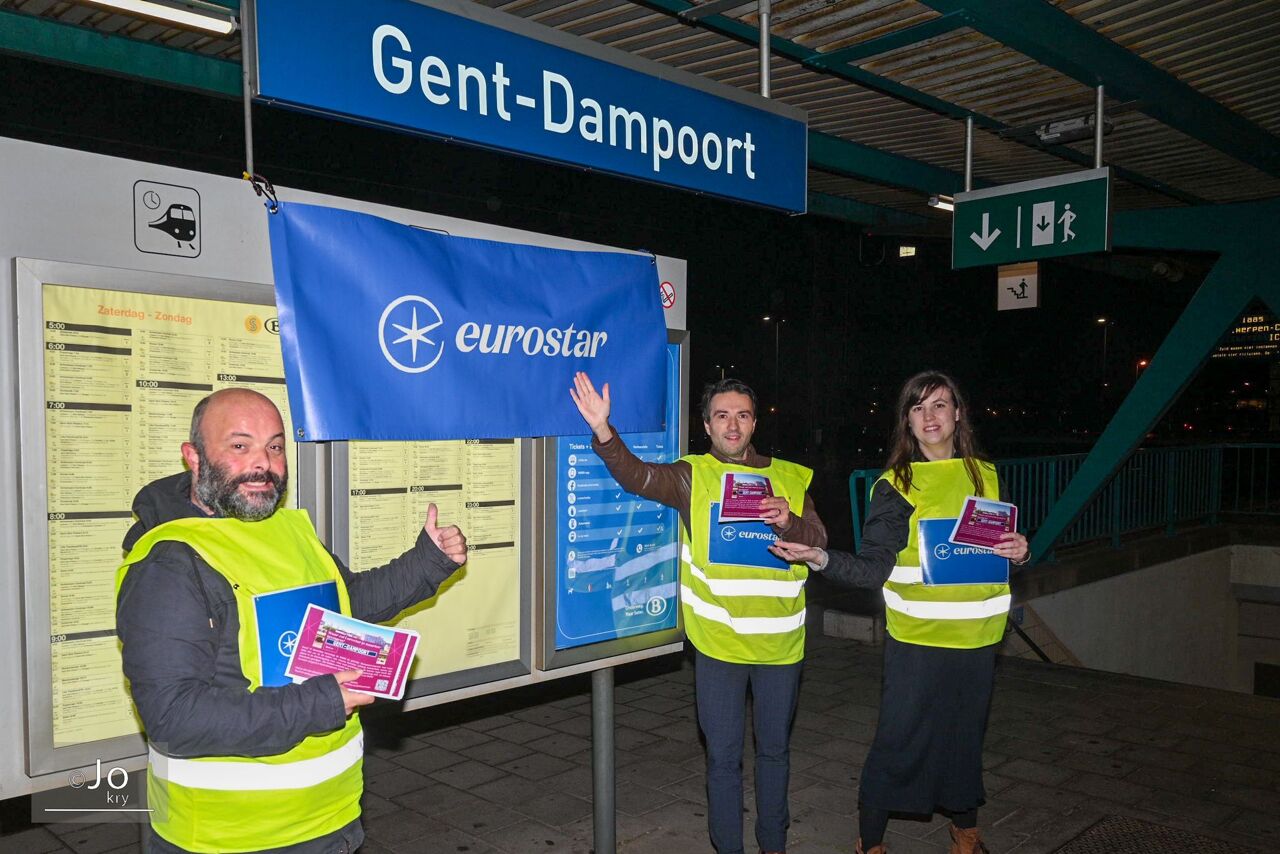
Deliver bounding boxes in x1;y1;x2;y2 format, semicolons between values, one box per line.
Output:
189;388;281;451
183;388;288;520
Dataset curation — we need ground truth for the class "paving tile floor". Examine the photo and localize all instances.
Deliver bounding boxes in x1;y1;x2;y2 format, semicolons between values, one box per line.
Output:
3;634;1278;853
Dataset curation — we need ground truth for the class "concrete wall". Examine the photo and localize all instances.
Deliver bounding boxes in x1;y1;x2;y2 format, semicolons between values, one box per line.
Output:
1234;544;1280;693
1238;603;1280;693
1028;545;1280;693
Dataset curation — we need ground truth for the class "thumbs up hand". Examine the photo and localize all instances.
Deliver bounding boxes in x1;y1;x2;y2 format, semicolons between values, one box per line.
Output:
423;502;467;565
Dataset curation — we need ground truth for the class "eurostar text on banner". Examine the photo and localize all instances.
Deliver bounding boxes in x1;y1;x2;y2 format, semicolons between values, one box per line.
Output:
267;201;667;441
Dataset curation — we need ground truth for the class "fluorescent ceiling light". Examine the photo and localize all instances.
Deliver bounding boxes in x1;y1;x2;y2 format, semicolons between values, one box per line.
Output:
928;194;954;213
83;0;237;36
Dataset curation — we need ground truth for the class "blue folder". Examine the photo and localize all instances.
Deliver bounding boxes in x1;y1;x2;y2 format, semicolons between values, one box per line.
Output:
918;518;1009;586
253;581;340;686
706;503;790;571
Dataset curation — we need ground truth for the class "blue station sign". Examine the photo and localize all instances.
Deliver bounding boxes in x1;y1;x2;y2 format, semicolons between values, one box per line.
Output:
249;0;808;213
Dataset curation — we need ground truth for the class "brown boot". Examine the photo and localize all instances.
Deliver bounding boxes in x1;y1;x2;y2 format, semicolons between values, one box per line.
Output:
855;840;887;854
949;824;988;854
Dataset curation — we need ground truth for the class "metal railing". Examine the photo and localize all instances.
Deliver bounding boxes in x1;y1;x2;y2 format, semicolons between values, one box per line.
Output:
849;444;1280;554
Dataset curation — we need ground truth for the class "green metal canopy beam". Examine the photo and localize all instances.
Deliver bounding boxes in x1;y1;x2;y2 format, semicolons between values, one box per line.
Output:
809;131;970;196
634;0;1206;205
807;191;931;228
0;9;240;96
638;0;1005;125
1028;198;1280;563
810;12;967;69
919;0;1280;179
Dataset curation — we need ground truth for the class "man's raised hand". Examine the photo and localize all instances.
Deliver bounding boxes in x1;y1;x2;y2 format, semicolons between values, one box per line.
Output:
570;372;614;443
423;502;467;565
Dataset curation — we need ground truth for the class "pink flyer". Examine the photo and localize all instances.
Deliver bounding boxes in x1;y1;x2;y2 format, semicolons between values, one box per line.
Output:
285;605;420;700
718;472;775;522
949;496;1018;550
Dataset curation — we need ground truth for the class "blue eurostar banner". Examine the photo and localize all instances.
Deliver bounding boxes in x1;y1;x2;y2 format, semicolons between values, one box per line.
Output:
251;0;807;213
267;202;666;441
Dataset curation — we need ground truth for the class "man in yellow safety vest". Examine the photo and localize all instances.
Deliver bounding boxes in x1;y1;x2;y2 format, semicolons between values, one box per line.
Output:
570;372;826;854
117;388;469;853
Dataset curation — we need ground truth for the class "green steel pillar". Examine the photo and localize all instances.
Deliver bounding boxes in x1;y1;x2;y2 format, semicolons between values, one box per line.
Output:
1030;199;1280;562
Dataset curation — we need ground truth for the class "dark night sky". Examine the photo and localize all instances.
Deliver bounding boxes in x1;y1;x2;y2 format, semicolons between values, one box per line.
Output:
2;53;1256;546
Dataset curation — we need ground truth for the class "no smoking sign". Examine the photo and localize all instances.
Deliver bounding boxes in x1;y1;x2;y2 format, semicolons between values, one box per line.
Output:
660;281;676;310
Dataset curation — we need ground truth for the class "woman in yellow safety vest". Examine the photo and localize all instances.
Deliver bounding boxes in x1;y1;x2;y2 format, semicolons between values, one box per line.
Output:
771;371;1029;854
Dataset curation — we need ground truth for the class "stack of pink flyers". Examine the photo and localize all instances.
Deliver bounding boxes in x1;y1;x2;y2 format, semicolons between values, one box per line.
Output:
285;604;419;700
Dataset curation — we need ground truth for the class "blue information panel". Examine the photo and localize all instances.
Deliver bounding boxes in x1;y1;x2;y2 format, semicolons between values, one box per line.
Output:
554;345;681;649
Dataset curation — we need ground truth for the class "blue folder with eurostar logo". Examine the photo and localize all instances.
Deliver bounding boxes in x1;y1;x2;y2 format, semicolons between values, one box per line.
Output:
253;581;340;687
706;502;790;571
918;518;1008;586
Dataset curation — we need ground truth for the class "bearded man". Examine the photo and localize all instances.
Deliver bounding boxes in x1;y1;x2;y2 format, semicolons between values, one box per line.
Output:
116;388;468;853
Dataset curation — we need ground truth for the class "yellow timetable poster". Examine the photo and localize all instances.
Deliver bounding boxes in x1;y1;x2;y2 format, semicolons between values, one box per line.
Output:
42;283;296;748
348;440;520;681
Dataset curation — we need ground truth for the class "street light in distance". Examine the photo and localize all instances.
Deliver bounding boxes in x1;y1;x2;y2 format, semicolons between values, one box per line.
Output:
1096;317;1115;385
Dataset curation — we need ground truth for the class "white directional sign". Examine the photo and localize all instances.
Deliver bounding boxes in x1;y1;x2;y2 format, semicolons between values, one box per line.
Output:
997;262;1039;311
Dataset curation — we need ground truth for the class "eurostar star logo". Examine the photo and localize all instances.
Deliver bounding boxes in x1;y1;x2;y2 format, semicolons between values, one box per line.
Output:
379;295;445;374
721;525;737;542
934;543;951;560
278;630;298;657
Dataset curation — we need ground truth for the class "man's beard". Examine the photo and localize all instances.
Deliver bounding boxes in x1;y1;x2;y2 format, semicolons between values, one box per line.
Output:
194;453;287;521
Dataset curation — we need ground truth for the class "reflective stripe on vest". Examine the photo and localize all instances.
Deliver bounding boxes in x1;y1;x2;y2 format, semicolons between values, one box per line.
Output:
881;588;1011;620
149;734;364;791
888;564;922;584
680;585;807;635
681;545;806;598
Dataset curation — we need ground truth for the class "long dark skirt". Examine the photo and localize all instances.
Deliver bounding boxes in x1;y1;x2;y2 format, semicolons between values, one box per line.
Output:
858;635;998;814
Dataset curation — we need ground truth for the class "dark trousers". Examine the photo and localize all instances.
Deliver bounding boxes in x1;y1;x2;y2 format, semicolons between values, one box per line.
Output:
694;648;803;854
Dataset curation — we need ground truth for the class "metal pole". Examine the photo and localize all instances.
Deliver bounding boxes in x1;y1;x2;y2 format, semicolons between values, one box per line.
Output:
964;115;974;192
1094;84;1105;169
240;1;255;177
1101;323;1109;383
242;73;254;177
773;320;781;452
591;667;616;854
758;0;771;97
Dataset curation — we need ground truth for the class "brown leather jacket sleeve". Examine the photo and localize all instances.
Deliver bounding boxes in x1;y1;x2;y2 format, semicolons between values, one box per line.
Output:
593;426;694;530
776;493;827;548
591;426;827;548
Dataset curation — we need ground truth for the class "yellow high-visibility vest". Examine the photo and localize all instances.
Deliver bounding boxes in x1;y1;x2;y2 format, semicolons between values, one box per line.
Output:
680;454;813;664
117;510;363;853
878;459;1011;649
